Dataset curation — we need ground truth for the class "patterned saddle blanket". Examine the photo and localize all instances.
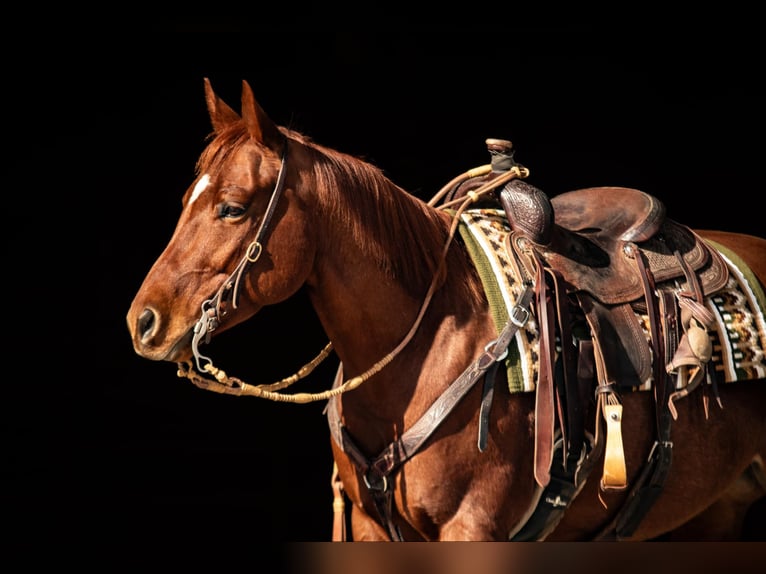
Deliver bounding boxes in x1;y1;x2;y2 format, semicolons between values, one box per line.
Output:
458;208;766;393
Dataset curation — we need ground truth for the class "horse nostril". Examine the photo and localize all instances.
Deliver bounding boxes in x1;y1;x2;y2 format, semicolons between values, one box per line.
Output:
137;308;157;340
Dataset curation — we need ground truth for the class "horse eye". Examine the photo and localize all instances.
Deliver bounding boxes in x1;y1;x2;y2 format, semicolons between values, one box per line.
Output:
218;203;247;219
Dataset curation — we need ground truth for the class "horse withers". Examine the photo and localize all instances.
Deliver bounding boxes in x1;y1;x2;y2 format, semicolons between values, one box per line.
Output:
126;79;766;541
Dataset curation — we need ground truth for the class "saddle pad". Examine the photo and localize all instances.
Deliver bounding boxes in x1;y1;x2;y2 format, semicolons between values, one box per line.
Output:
688;241;766;384
459;208;539;393
459;209;766;394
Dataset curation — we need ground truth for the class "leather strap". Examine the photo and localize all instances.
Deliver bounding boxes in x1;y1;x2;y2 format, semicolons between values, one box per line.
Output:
595;251;679;539
602;403;627;486
665;249;716;418
532;250;555;488
331;463;347;542
613;295;677;537
547;267;586;469
507;236;557;488
478;361;500;452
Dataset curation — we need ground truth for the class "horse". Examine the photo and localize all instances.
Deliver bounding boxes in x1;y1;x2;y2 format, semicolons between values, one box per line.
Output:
126;78;766;541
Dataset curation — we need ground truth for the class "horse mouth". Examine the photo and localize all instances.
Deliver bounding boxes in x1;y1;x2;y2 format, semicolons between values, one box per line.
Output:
164;328;195;362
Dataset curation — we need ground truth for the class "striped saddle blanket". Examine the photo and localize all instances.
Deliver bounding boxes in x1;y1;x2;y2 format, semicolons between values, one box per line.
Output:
457;208;766;394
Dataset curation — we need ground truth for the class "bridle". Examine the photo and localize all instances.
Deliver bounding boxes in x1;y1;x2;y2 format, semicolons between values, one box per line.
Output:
190;138;289;373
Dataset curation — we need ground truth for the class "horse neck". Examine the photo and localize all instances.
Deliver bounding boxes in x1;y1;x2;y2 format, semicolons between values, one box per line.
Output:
306;202;439;380
300;163;490;420
312;260;417;356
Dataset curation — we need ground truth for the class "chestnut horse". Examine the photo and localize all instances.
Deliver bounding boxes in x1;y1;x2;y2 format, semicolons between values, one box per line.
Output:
126;79;766;541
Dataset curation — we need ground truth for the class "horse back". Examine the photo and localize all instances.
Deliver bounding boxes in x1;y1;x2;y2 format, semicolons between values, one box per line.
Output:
695;230;766;287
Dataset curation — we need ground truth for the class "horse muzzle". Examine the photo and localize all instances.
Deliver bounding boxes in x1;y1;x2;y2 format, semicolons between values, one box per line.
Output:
127;305;196;362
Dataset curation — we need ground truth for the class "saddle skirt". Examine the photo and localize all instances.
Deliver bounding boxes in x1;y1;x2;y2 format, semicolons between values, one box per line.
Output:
458;208;766;393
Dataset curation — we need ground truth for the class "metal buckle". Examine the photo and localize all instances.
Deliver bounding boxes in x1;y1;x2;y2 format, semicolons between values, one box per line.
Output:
510;304;530;327
363;471;388;492
484;340;509;362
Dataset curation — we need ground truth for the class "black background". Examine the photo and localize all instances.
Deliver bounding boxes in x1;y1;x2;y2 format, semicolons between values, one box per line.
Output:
8;20;764;553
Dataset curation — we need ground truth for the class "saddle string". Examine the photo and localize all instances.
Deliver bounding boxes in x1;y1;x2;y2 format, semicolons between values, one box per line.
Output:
179;163;527;402
427;164;492;206
666;248;718;418
434;165;530;210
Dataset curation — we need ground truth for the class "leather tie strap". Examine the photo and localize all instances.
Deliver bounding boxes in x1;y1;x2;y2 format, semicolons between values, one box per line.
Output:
532;250;555;488
547;266;586;469
478;360;500;452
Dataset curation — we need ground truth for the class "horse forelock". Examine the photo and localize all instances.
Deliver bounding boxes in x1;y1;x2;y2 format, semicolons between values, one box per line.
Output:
194;125;254;178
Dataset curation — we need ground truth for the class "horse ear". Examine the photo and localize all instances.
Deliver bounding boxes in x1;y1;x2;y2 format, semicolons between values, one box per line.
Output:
204;77;241;134
240;80;284;151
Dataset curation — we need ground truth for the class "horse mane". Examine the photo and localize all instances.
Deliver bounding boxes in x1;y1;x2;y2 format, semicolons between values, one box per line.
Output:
196;123;485;306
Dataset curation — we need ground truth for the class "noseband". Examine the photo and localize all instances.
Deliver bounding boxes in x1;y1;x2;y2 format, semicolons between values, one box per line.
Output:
191;138;289;372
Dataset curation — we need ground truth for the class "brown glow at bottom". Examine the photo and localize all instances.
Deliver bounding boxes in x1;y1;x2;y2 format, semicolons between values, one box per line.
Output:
289;543;764;574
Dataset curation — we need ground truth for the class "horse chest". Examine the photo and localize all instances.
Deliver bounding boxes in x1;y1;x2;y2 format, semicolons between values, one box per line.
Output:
335;442;516;539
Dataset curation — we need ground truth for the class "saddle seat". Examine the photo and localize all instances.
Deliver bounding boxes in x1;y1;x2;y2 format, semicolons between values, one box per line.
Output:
538;186;729;305
551;186;665;243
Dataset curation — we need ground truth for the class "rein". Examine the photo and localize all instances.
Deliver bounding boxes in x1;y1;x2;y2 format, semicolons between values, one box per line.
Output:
178;149;529;403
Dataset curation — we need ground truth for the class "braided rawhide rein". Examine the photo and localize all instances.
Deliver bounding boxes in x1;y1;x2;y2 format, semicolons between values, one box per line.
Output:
176;342;334;402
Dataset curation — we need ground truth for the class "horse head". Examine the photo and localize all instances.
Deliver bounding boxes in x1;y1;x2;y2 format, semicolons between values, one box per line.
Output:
127;79;316;363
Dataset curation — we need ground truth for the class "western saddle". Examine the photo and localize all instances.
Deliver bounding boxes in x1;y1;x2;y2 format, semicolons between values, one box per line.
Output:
439;139;730;540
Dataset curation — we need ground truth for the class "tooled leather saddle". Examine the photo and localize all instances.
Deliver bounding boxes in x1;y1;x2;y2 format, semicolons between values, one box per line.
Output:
444;139;730;539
